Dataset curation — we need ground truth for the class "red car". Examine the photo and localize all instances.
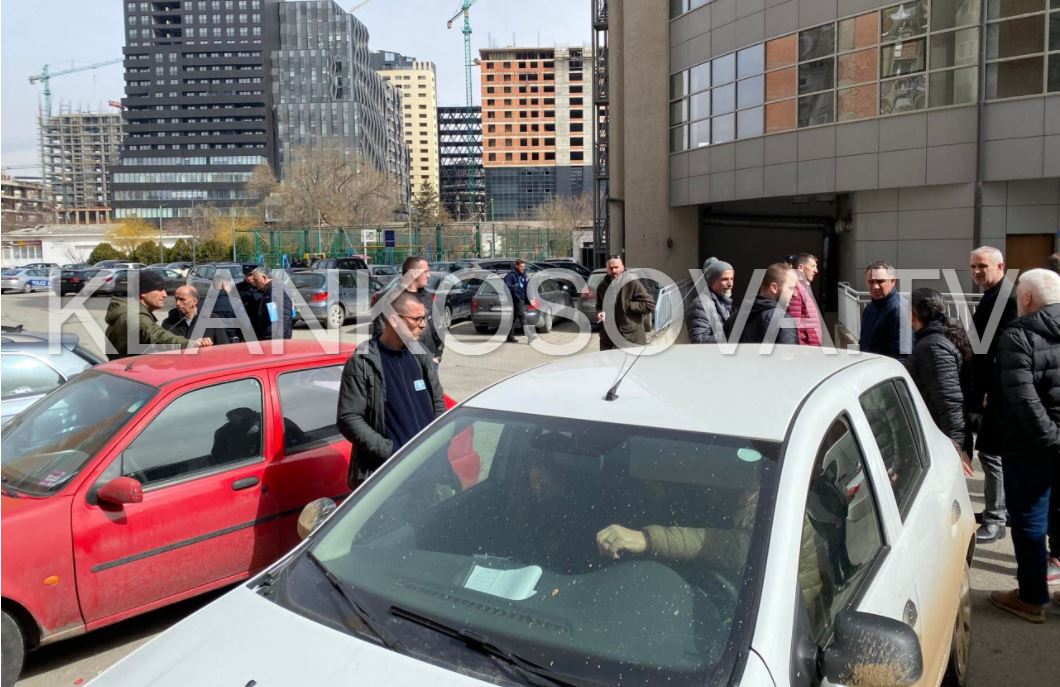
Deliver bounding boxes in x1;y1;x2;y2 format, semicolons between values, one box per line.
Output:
1;342;391;682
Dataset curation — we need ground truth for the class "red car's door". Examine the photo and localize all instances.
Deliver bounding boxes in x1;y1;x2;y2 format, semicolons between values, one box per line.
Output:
264;362;352;554
71;374;279;627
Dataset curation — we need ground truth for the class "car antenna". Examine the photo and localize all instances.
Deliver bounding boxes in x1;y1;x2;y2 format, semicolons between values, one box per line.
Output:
604;276;701;402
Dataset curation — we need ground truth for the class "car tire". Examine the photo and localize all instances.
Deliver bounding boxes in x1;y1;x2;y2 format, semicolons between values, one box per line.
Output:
443;306;453;330
326;303;345;329
475;323;491;334
2;610;24;687
538;311;554;333
942;563;971;687
20;283;31;294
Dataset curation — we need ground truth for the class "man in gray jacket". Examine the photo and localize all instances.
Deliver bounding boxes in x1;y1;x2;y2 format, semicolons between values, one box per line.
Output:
337;290;446;487
686;257;734;343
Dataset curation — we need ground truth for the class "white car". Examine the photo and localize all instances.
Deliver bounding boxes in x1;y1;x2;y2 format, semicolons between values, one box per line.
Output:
87;346;975;687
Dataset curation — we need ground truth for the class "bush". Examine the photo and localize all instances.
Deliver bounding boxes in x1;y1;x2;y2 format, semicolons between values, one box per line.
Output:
197;238;231;263
131;241;162;265
167;239;193;262
88;242;124;264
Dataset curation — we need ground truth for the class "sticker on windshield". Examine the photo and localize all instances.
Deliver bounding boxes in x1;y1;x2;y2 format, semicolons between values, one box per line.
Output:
737;448;763;463
41;470;69;488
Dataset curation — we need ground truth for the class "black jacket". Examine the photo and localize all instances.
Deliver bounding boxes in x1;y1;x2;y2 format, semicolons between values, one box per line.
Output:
723;295;798;345
161;307;231;345
336;337;446;487
905;319;968;447
255;282;293;340
969;279;1018;454
371;287;445;359
997;303;1060;459
860;290;905;359
687;288;733;344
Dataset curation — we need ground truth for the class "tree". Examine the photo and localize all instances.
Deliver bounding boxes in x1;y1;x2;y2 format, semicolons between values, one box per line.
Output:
410;180;451;227
532;193;593;235
59;243;90;265
108;217;158;256
88;242;123;264
131;241;163;265
197;238;230;263
167;238;194;262
249;145;403;227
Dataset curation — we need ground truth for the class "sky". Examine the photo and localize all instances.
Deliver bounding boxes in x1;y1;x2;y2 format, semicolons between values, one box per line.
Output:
0;0;591;174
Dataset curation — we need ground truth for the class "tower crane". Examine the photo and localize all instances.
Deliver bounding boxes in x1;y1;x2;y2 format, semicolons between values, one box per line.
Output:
447;0;483;219
28;58;123;116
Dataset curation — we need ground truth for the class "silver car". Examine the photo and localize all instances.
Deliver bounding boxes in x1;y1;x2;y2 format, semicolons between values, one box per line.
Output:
0;326;103;424
0;268;52;294
470;276;574;334
290;269;367;328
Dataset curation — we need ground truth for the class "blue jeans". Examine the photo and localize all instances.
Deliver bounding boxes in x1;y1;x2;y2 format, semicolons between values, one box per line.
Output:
1002;455;1060;605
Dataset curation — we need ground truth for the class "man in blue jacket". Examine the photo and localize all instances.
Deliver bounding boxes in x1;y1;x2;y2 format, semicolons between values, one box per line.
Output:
504;259;531;343
859;261;906;359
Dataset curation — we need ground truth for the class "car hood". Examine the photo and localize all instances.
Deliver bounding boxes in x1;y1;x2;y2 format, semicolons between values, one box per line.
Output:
90;583;494;687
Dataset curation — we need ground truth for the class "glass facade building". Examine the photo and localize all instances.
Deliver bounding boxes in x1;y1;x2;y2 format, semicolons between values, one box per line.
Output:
438;106;485;220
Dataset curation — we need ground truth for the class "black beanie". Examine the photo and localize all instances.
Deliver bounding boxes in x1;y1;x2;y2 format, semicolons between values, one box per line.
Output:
138;270;166;294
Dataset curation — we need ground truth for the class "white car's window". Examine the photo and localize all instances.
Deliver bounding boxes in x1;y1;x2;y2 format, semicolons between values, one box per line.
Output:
117;378;263;487
306;408;779;685
1;354;63;399
858;379;927;519
799;415;885;643
276;365;343;452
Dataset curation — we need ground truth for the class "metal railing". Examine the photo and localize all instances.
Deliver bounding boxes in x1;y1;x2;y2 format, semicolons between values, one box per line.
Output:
837;282;982;339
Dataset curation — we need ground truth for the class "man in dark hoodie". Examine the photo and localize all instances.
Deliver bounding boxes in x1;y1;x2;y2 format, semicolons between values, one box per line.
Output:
990;269;1060;622
859;261;905;358
687;257;734;344
723;262;798;345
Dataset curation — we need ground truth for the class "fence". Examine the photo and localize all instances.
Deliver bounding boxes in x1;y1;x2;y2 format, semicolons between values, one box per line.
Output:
235;223;576;268
836;282;982;339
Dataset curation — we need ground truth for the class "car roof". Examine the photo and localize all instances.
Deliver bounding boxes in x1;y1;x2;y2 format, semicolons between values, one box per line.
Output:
96;340;356;388
464;345;876;441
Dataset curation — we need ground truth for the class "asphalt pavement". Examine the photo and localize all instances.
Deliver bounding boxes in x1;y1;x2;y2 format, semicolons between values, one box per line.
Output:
2;291;1058;686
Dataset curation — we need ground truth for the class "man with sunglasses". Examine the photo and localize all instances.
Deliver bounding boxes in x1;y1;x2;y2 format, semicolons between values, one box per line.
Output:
337;290;446;487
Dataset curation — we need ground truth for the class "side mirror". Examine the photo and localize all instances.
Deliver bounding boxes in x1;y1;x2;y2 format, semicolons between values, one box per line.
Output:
821;610;923;687
97;477;144;507
297;497;337;540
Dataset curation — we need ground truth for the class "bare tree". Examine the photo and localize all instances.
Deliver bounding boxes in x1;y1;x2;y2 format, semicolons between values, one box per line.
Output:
532;193;593;234
249;145;403;228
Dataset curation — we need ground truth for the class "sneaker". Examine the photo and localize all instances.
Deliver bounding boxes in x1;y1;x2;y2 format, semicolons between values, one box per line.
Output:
1048;557;1060;586
990;589;1045;624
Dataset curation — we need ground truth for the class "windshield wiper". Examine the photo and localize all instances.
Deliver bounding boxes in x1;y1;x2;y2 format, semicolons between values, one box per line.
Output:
304;551;404;652
390;605;581;687
0;475;21;498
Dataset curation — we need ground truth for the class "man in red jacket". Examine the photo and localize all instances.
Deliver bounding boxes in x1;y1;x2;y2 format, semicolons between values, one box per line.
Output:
787;253;823;346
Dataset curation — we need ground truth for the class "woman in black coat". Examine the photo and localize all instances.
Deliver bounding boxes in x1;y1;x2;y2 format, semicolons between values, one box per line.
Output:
906;288;974;458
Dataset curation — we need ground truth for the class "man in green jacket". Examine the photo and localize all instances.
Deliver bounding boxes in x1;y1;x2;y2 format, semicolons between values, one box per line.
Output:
104;269;212;359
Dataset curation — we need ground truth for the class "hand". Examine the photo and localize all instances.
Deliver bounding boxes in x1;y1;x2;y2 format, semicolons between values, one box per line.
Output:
596;311;606;323
596;524;647;559
432;356;440;364
196;337;213;348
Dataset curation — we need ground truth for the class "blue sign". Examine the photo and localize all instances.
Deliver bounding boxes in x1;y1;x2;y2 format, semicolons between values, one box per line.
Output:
384;230;396;248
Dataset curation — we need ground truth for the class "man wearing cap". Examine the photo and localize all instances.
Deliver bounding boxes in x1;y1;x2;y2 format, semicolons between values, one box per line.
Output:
104;270;213;359
246;266;293;340
687;257;734;344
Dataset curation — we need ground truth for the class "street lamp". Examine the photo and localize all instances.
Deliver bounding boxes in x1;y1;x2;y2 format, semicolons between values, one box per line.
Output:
157;203;167;262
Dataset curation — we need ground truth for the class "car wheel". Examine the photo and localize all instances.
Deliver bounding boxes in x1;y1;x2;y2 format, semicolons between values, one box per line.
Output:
942;563;971;686
474;323;491;334
20;283;31;294
326;303;345;329
443;306;453;330
2;610;25;687
538;311;554;333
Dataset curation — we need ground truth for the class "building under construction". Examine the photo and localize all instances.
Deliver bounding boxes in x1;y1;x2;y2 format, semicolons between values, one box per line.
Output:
38;107;122;224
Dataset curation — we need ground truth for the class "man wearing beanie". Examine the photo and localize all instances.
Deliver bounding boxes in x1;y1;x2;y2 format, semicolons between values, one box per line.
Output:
687;257;734;343
105;269;213;359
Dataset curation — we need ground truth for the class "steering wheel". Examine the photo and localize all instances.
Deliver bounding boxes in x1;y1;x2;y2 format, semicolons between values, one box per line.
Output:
693;568;740;614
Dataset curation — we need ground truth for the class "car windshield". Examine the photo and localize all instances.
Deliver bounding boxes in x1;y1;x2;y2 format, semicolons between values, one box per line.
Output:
1;370;155;496
304;408;777;686
290;272;326;289
588;272;607;290
2;270;19;277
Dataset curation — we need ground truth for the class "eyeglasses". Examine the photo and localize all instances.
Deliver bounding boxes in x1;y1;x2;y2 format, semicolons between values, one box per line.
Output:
399;313;428;326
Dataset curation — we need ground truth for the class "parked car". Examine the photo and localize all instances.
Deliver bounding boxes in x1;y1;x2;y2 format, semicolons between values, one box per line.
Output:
470;273;573;333
290;269;366;329
371;272;483;329
187;262;257;295
366;264;400;290
93;260;123;269
0;325;103;425
0;268;51;294
61;263;93;271
19;262;58;270
575;268;609;327
429;261;465;273
84;269;122;296
146;263;168;270
164;262;194;277
84;346;975;687
310;256;369;272
537;259;592;279
0;341;365;683
113;268;185;296
53;268;101;296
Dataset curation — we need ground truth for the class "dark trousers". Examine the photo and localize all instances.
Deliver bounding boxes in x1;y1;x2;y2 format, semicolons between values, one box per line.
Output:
978;451;1007;525
1002;455;1060;605
509;300;527;340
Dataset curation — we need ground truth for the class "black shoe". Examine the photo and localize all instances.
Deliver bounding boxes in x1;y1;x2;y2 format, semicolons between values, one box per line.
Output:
976;523;1007;544
975;511;984;525
506;336;518;343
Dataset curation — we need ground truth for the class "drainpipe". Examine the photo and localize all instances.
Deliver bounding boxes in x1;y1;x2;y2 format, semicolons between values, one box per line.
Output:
972;2;987;253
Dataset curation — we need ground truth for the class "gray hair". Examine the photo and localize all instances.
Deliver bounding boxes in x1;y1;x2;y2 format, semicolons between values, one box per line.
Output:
175;283;200;300
970;246;1004;264
864;260;896;277
249;266;271;279
1017;268;1060;306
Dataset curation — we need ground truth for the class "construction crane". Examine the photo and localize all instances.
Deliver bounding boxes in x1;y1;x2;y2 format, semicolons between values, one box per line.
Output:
447;0;483;219
28;58;123;116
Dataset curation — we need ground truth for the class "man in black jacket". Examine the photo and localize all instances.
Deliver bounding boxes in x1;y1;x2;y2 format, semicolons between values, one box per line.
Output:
246;267;293;341
687;257;734;344
990;269;1060;622
374;256;444;363
859;261;905;358
162;285;231;345
723;262;798;345
969;246;1019;543
337;290;446;488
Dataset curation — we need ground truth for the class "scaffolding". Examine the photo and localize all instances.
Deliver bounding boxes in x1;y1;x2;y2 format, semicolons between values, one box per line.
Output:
438;106;485;220
38;105;122;224
591;0;611;268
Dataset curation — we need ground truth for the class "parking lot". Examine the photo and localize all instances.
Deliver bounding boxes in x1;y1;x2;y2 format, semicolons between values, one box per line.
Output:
2;291;1058;686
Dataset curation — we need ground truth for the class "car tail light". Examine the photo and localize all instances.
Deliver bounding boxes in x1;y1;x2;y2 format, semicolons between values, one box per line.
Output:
310;291;329;303
70;278;81;283
528;297;541;311
371;291;381;306
580;288;594;301
471;297;479;313
103;277;113;283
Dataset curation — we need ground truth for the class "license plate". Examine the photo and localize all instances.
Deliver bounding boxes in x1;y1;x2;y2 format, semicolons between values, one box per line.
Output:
489;304;502;311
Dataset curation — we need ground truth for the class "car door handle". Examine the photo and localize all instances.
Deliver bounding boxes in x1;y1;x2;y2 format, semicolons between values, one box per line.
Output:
903;599;918;628
232;476;259;491
951;500;962;525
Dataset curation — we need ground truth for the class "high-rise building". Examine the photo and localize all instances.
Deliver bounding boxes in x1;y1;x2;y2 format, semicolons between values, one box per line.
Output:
372;51;440;200
38;108;123;224
438;106;484;220
274;1;409;200
1;175;54;229
479;46;593;219
112;0;280;221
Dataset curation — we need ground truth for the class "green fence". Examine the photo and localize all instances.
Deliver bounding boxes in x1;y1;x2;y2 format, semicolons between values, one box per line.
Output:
235;223;575;268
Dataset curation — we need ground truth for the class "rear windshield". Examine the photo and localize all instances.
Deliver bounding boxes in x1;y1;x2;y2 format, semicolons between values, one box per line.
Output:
290;273;326;289
588;272;607;289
